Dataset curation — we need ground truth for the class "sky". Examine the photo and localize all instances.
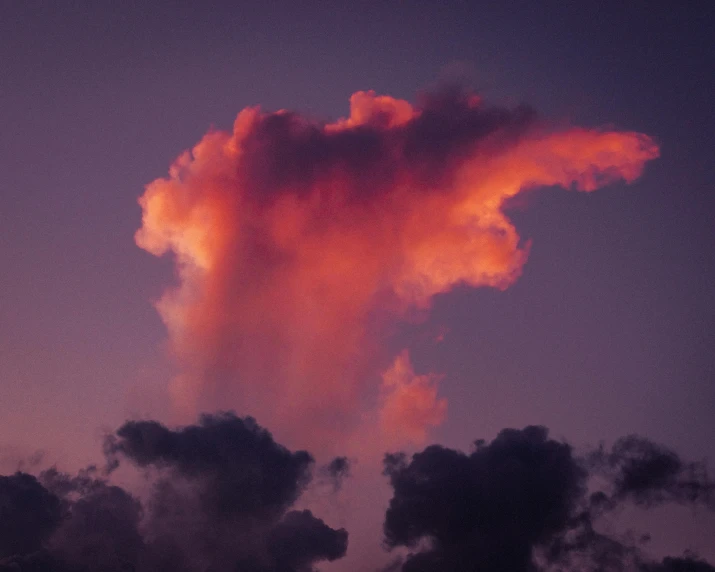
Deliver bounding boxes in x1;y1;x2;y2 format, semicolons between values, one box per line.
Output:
1;2;714;571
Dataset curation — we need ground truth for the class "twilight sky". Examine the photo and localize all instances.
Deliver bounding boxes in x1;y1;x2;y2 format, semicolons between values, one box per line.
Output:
1;2;714;571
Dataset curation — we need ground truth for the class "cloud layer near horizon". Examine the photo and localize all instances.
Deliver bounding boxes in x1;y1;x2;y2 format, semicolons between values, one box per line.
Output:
0;413;347;572
135;89;659;450
0;416;712;572
383;427;714;572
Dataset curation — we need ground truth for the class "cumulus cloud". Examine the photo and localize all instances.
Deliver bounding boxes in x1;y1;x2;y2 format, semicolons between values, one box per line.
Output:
135;88;659;451
0;468;144;572
0;473;62;559
0;413;347;572
105;413;313;520
382;427;714;572
0;420;711;572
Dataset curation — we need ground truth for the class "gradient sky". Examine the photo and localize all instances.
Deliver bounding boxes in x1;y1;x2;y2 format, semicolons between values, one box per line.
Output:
1;2;714;570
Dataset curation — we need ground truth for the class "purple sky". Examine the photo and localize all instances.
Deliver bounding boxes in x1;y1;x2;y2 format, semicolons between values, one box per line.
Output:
1;2;714;569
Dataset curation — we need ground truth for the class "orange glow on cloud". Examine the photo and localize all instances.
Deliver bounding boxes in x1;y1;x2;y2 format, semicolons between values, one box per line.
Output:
136;89;659;452
379;351;447;446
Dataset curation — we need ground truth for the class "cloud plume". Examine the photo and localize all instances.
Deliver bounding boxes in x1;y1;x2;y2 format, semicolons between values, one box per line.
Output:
135;88;659;450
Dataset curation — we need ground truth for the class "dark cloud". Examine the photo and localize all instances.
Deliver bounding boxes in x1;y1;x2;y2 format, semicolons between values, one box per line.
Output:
1;418;712;572
383;426;584;572
267;510;348;571
321;456;351;492
48;479;143;572
587;435;714;508
0;473;62;559
0;550;70;572
107;412;345;572
238;88;536;203
383;427;714;572
643;557;715;572
0;468;140;572
105;412;313;520
401;88;536;171
0;413;346;572
544;511;642;572
240;112;392;201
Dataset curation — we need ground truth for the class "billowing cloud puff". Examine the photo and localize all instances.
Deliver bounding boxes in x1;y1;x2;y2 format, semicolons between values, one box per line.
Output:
378;351;447;446
382;427;714;572
0;414;347;572
136;88;659;451
0;420;711;572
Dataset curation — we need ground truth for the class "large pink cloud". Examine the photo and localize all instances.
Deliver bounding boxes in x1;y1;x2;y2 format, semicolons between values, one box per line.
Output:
135;89;658;453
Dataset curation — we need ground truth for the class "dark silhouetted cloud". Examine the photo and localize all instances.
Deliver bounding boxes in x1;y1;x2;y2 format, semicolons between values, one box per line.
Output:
587;435;714;508
0;473;62;559
383;426;714;572
105;412;313;520
267;509;348;570
321;456;352;492
643;556;715;572
383;426;585;572
0;413;346;572
1;419;711;571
